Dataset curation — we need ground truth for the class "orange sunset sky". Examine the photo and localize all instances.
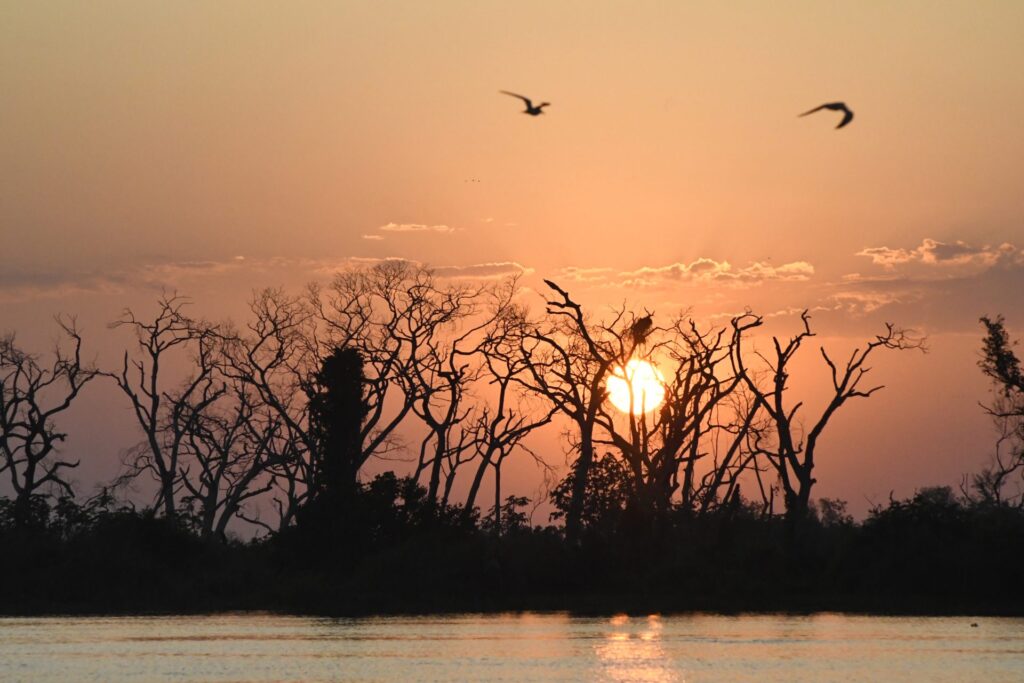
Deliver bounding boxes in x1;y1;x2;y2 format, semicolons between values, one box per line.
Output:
3;1;1024;516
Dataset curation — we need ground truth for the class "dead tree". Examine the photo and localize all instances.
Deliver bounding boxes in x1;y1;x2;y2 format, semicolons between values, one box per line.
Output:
177;378;285;541
514;280;768;536
734;310;923;520
107;295;216;518
0;319;98;526
258;426;308;531
316;262;522;507
215;288;320;525
392;275;483;505
313;263;439;496
694;387;773;515
593;314;764;519
462;314;557;527
511;280;630;543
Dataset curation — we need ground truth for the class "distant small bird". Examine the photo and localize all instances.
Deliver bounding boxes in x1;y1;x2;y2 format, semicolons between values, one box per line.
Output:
799;102;854;129
630;315;653;344
500;91;550;116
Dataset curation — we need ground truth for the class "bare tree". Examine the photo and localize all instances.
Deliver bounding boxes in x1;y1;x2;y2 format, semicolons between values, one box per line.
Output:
508;280;628;543
694;386;774;515
0;318;98;526
107;295;216;518
593;314;764;519
734;311;923;520
462;308;557;527
312;263;435;495
315;263;531;507
177;378;286;540
390;274;487;505
511;281;768;539
215;288;319;525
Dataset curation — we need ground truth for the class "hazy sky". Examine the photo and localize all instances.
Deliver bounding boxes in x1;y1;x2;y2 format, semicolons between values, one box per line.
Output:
3;1;1023;515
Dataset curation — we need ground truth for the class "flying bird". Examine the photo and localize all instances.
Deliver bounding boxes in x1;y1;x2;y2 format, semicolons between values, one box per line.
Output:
799;102;854;129
500;90;550;116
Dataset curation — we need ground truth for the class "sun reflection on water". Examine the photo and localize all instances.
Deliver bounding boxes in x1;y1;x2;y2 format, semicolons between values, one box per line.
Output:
595;614;682;683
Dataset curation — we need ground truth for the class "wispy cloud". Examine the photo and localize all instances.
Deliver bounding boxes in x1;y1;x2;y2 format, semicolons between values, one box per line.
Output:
558;258;815;289
362;234;385;241
826;290;917;315
0;258;253;302
0;254;536;302
559;266;616;283
378;222;455;234
856;238;1020;270
432;262;533;279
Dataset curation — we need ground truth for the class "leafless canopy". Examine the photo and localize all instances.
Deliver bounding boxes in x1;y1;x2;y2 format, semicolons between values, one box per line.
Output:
0;318;98;526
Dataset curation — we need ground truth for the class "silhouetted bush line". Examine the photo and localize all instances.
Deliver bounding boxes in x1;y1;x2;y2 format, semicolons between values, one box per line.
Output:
4;483;1024;616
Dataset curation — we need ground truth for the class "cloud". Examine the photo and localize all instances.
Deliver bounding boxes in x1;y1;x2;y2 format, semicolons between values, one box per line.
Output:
378;222;455;234
613;258;815;288
0;258;253;302
431;262;533;279
857;238;1020;270
558;266;616;283
361;234;385;241
826;290;917;315
0;255;539;302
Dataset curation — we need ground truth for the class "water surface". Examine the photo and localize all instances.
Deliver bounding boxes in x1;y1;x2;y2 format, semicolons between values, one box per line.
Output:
2;612;1022;682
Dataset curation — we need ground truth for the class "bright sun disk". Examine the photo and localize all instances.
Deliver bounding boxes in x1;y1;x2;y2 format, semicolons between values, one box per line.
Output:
606;359;666;414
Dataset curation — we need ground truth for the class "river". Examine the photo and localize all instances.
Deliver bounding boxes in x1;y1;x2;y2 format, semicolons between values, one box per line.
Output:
2;613;1022;681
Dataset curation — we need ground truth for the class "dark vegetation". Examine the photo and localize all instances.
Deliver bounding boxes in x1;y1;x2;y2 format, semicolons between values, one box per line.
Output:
2;263;1022;615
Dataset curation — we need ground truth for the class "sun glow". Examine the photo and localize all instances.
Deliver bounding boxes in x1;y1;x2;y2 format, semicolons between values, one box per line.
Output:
606;359;666;415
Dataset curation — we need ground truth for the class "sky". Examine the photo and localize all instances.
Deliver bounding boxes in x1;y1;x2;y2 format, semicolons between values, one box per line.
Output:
2;1;1024;517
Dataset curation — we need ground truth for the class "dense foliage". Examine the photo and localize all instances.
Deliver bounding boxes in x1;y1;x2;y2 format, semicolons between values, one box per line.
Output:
3;482;1024;615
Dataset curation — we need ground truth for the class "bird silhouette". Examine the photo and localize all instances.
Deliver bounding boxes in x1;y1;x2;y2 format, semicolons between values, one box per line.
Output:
500;91;550;116
799;102;854;129
630;315;653;344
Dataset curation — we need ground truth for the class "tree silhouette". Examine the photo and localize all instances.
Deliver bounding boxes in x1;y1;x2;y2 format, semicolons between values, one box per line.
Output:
980;315;1024;396
971;316;1024;505
0;318;97;527
734;311;924;521
308;346;368;504
107;295;211;519
511;280;624;543
2;269;1015;617
512;282;769;539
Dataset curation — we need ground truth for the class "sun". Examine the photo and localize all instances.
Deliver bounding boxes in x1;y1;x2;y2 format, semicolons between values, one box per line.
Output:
606;359;666;415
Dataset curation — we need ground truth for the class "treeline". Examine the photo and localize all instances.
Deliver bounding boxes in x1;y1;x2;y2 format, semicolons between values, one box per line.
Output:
3;481;1024;614
2;262;1023;614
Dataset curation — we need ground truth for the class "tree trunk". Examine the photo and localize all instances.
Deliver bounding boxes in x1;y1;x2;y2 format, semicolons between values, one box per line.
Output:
564;423;594;544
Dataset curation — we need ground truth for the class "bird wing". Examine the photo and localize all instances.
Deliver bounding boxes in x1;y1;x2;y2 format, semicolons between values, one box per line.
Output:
500;90;533;108
798;104;829;117
836;108;854;128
